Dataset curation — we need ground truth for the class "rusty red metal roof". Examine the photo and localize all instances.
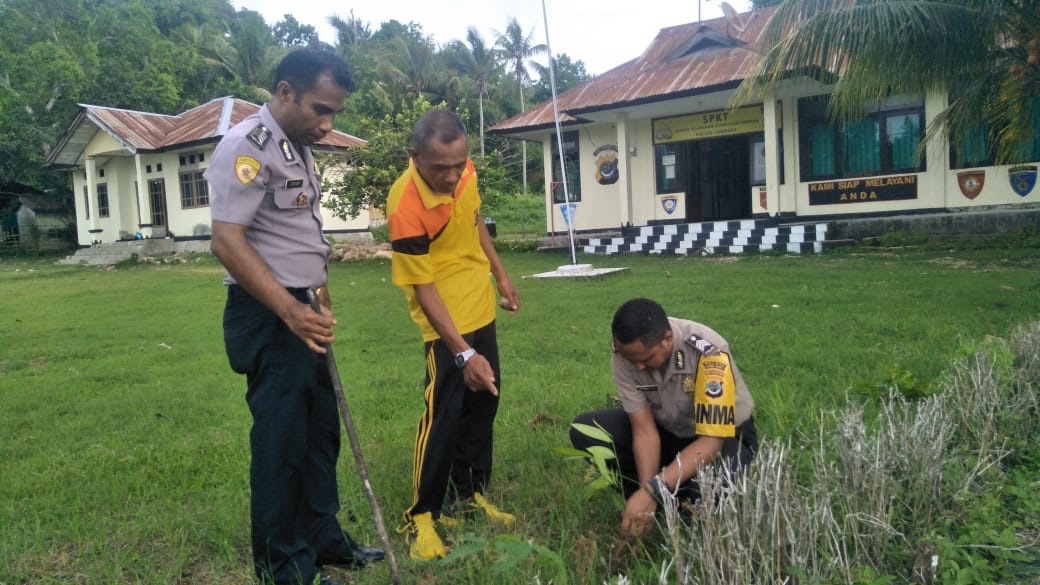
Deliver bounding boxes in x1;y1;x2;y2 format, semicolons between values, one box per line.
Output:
490;6;778;134
47;97;365;168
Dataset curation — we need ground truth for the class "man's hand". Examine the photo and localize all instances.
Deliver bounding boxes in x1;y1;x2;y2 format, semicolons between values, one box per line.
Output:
281;300;337;354
619;488;657;540
496;277;520;315
462;354;499;396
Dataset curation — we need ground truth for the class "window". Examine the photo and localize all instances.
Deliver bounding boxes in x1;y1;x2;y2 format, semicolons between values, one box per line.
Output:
952;124;992;168
550;132;581;203
148;179;167;227
180;151;205;167
97;183;110;218
798;94;924;181
951;97;1040;168
180;171;209;208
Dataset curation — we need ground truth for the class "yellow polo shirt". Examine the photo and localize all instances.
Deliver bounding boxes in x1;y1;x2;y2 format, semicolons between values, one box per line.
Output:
387;158;495;341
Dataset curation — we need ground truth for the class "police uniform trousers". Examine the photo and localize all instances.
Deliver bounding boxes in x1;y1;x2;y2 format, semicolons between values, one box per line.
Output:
407;321;500;520
224;285;359;584
570;408;758;499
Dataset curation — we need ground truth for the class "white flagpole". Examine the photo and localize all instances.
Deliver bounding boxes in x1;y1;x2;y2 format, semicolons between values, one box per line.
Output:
541;0;578;266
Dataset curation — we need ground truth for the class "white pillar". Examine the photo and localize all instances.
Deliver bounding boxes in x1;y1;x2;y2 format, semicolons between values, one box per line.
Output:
85;157;100;241
762;89;782;217
616;112;633;226
133;154;150;237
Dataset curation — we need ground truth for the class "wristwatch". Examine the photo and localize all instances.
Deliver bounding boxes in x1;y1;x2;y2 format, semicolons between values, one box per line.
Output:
454;348;477;368
647;475;671;504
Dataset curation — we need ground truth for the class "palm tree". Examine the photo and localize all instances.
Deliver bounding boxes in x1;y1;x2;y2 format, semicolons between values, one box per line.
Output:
447;27;500;156
329;11;371;61
378;34;444;104
494;18;547;194
223;9;277;99
736;0;1040;165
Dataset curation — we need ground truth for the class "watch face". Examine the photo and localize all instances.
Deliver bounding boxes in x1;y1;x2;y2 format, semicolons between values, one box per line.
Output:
455;354;466;368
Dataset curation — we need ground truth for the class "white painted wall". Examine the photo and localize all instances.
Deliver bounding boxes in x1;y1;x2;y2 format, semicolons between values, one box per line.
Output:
70;137;372;246
532;81;1038;235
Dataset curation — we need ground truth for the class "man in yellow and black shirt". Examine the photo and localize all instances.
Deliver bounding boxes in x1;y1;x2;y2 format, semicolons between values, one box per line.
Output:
387;109;521;561
570;298;757;545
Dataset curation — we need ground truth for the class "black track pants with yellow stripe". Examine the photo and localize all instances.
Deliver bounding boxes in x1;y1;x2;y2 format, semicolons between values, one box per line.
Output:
406;321;500;520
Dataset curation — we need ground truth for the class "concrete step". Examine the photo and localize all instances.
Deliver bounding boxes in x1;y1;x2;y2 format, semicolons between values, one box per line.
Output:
57;239;177;266
580;220;830;256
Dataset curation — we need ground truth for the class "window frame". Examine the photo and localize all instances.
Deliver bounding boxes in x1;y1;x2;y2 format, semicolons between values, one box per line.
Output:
179;170;210;209
798;94;925;182
96;183;110;218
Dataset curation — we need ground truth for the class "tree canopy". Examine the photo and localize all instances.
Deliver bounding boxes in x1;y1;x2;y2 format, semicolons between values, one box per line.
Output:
0;0;591;208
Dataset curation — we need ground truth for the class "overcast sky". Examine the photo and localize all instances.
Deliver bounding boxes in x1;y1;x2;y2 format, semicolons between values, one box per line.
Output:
232;0;746;76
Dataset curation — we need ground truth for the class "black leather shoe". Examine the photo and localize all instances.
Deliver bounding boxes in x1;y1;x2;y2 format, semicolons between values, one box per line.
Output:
352;546;386;564
323;546;386;570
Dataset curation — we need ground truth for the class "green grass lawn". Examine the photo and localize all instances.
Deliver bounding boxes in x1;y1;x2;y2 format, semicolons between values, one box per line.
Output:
2;244;1039;584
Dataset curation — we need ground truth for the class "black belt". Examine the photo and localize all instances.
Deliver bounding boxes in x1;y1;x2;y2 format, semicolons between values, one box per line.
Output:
228;284;313;300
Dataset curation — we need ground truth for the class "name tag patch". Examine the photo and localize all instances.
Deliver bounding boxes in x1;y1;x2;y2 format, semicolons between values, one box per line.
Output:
285;179;304;189
636;385;658;393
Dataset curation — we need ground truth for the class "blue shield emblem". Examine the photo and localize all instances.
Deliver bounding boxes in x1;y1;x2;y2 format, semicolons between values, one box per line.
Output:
560;203;577;227
661;196;677;215
1009;165;1037;197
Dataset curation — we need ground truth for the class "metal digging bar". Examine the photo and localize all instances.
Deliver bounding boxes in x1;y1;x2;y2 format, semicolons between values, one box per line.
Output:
306;290;401;585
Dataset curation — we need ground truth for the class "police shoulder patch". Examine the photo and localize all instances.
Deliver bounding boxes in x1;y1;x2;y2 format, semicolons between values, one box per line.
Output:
235;156;261;185
247;125;271;149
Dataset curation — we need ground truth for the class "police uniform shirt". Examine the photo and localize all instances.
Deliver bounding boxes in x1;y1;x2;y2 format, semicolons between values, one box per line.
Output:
613;318;755;439
206;105;331;288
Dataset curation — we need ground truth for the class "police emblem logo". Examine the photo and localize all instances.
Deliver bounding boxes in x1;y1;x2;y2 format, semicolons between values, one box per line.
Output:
705;379;724;398
234;156;261;184
295;193;309;206
1008;165;1037;197
661;196;677;215
957;170;985;200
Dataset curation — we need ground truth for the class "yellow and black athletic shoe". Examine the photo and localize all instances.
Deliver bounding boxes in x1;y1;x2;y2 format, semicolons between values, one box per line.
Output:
471;492;515;527
407;512;447;561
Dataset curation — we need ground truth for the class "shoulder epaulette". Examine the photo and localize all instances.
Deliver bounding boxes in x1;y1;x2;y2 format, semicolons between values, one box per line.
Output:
247;125;271;150
685;335;720;356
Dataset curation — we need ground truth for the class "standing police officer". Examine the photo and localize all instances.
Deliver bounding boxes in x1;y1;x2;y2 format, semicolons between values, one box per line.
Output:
207;49;383;585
